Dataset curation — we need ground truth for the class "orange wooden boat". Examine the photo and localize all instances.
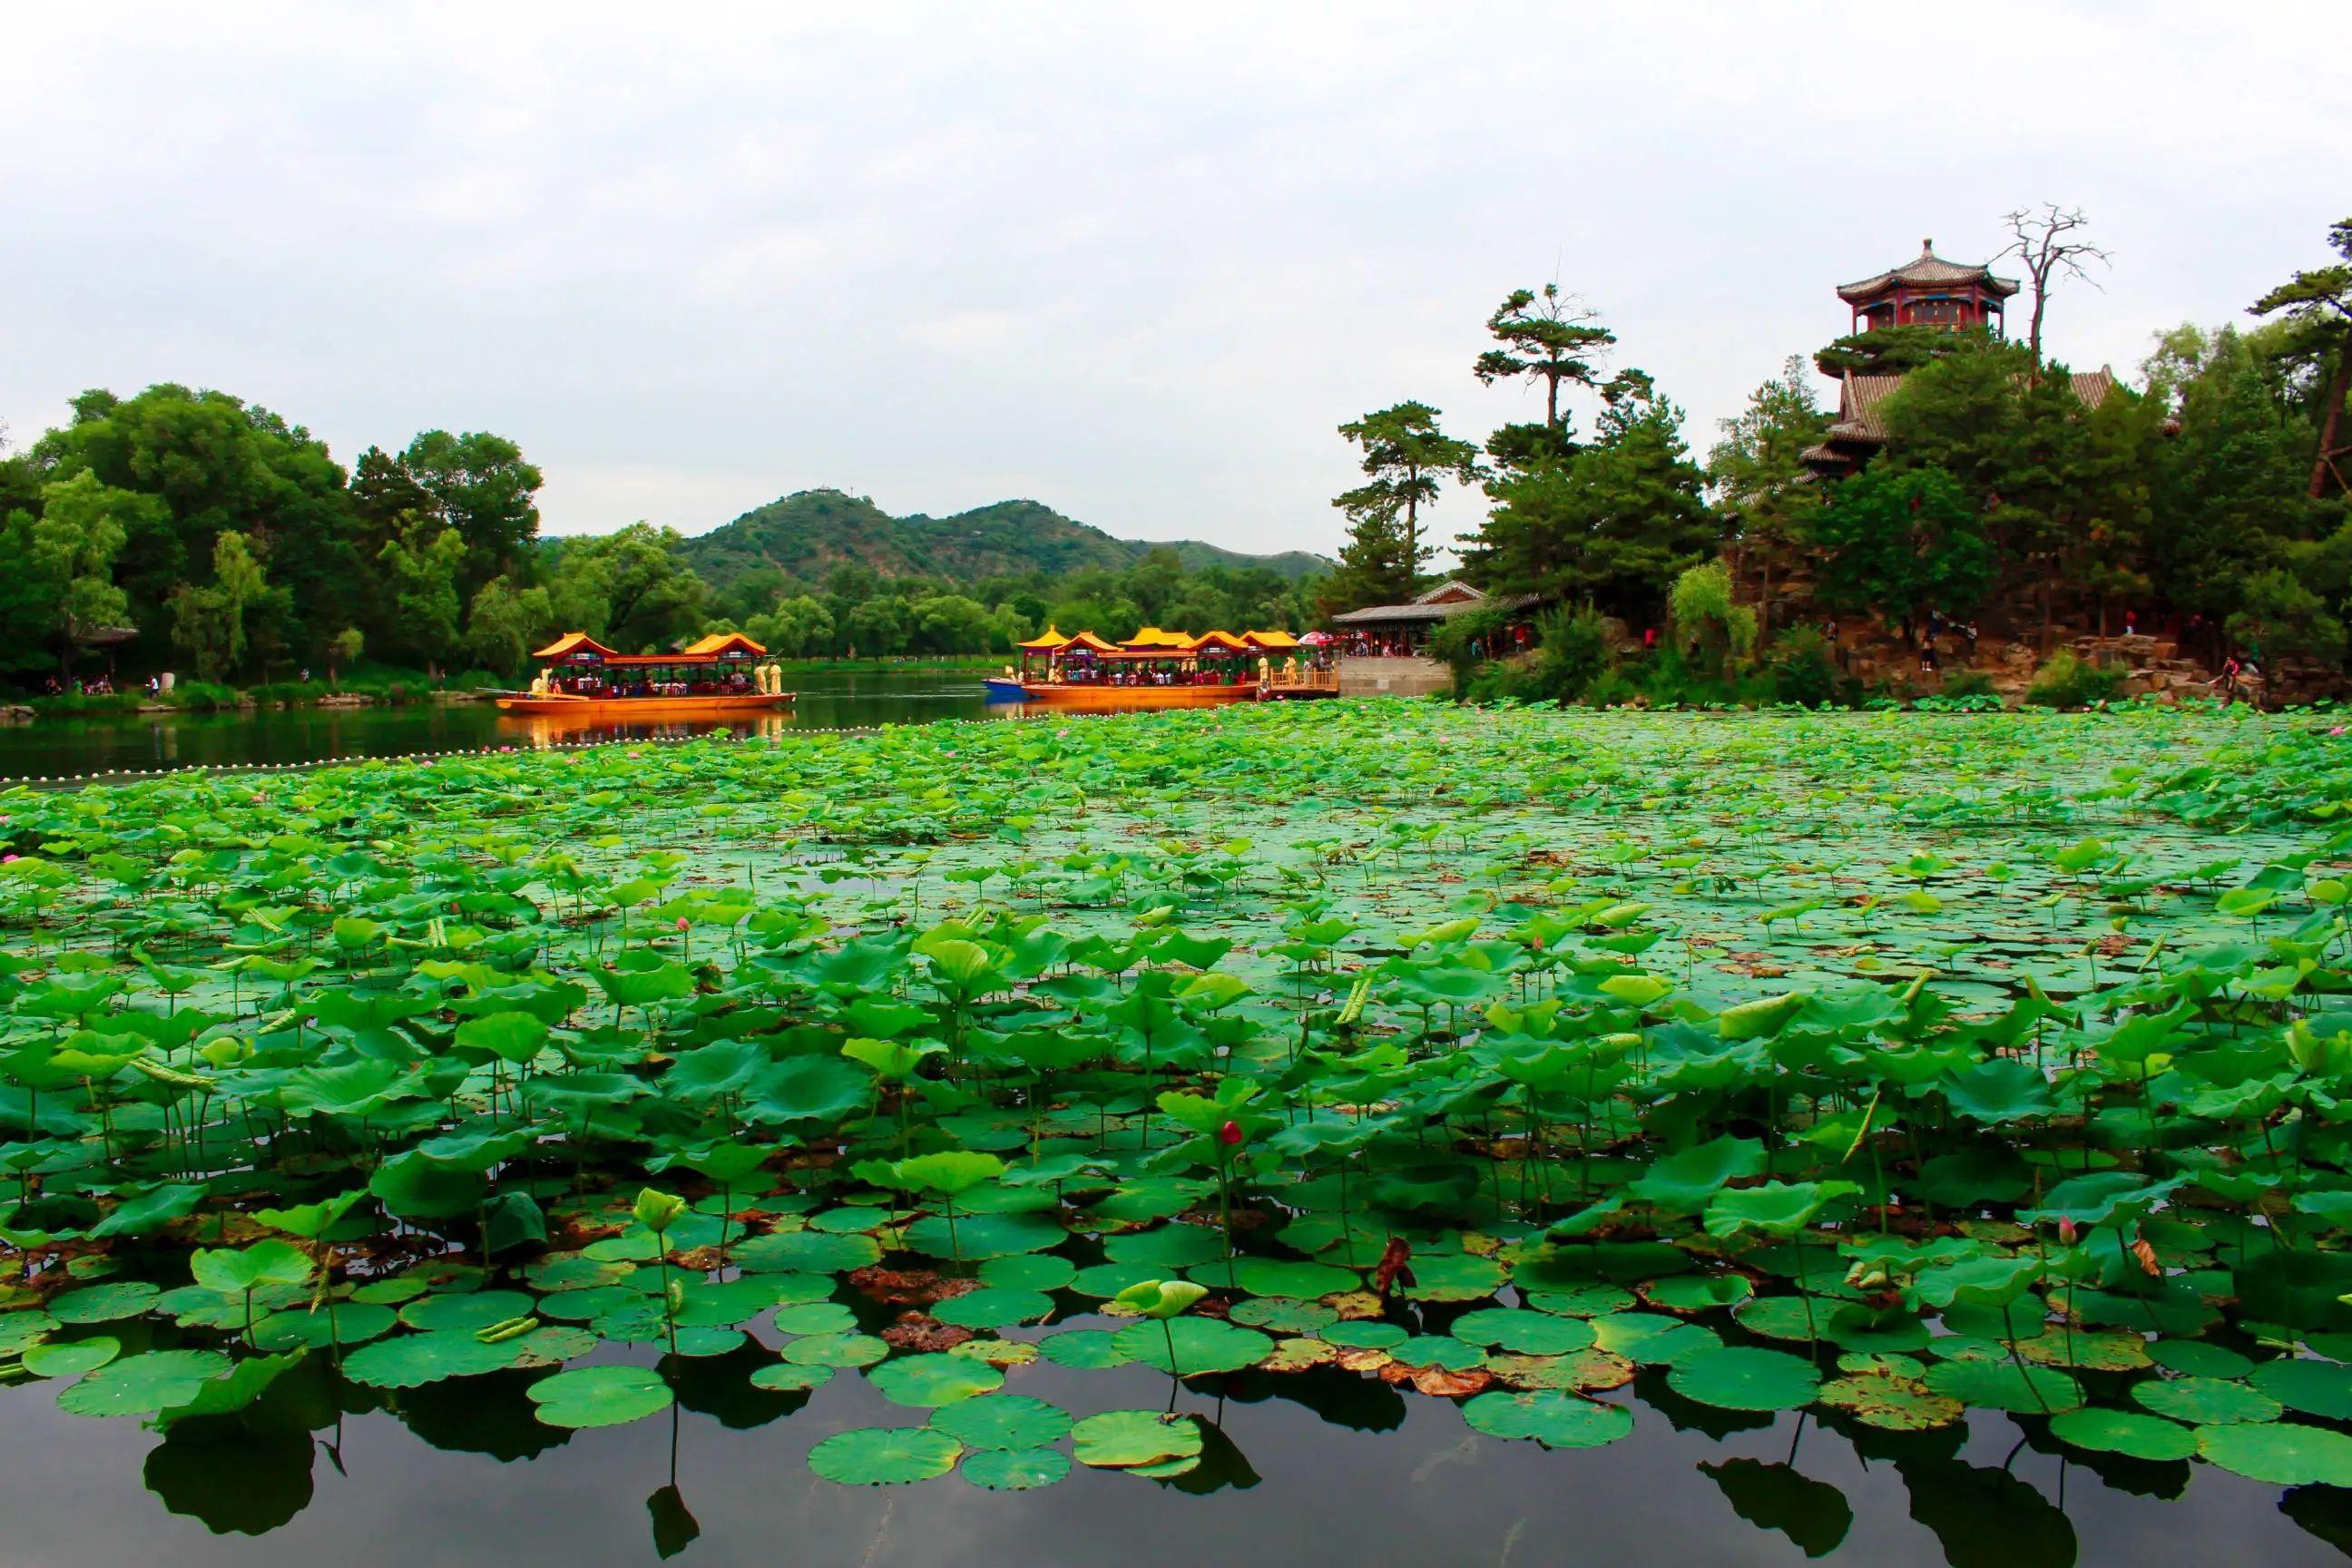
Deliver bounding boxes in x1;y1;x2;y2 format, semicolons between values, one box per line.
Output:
986;625;1338;710
495;632;796;717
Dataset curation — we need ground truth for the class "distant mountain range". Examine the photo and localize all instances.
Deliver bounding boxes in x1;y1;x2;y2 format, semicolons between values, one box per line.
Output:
677;489;1330;588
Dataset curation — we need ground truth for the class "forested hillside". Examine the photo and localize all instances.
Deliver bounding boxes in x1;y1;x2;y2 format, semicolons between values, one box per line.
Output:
679;489;1327;589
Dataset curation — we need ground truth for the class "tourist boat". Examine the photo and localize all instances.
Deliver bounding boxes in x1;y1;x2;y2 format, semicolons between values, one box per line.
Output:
985;626;1338;709
495;632;797;717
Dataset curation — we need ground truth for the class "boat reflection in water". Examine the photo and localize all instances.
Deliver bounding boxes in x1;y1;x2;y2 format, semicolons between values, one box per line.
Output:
499;710;803;748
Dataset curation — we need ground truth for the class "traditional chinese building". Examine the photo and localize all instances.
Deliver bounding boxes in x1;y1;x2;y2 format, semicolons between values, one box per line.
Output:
1835;239;2018;337
1803;240;2117;480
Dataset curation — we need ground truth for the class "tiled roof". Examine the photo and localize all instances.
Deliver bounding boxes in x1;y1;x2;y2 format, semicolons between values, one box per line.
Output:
1838;240;2022;304
1332;589;1544;625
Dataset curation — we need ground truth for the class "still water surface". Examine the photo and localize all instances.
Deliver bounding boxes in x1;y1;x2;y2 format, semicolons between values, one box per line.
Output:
0;1326;2341;1566
0;669;1008;779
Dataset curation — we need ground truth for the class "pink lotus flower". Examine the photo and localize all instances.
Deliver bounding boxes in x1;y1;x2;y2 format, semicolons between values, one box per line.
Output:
675;916;691;931
2333;726;2347;737
1218;1120;1244;1147
1;854;15;865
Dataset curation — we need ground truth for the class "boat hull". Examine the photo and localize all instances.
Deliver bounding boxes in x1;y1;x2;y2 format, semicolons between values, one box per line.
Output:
989;682;1337;710
494;693;796;717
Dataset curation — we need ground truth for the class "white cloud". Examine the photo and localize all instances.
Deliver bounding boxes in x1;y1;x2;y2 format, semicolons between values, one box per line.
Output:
2;2;2343;560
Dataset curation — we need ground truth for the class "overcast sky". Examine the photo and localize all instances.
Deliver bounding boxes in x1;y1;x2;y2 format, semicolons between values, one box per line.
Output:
2;4;2341;563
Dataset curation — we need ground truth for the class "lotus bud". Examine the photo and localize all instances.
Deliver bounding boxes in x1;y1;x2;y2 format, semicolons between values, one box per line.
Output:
1218;1120;1244;1147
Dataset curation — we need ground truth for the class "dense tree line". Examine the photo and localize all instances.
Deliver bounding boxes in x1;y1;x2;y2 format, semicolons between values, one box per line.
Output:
1328;215;2352;680
0;385;1320;691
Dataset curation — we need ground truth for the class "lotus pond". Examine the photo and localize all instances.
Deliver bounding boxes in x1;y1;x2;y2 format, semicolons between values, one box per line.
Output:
4;700;2351;1563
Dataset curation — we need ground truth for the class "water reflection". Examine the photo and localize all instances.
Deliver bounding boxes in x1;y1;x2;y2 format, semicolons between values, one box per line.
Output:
0;1318;2341;1565
0;669;1015;779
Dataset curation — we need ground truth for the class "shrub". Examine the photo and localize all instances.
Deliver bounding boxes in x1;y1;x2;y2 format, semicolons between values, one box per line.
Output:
1940;668;1996;700
1426;606;1522;686
1527;604;1616;702
2025;650;2126;709
1766;629;1838;707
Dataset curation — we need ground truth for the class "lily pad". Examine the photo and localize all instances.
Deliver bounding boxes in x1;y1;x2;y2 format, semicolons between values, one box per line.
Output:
867;1353;1004;1407
1461;1389;1634;1449
55;1349;231;1417
1668;1346;1822;1412
960;1447;1071;1490
528;1364;674;1427
808;1426;964;1485
2133;1376;2282;1426
1450;1308;1597;1356
927;1393;1072;1450
1922;1358;2084;1415
2048;1407;2200;1462
2197;1421;2352;1487
1072;1409;1202;1469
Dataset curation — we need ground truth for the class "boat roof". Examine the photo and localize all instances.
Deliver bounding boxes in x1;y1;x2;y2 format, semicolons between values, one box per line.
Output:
534;632;621;661
680;632;768;658
1017;625;1073;652
1244;629;1301;650
1187;630;1250;652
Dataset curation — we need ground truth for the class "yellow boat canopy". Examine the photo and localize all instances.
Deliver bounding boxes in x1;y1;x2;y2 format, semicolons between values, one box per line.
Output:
1017;625;1074;652
1122;627;1194;650
1187;630;1250;652
1244;629;1301;652
679;632;768;658
1063;631;1122;653
533;632;621;662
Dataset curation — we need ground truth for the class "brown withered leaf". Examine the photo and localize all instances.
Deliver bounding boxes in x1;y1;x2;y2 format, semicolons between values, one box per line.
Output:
1374;1237;1415;1297
1408;1366;1493;1398
1335;1347;1396;1375
1325;1290;1387;1320
848;1266;978;1308
881;1314;975;1353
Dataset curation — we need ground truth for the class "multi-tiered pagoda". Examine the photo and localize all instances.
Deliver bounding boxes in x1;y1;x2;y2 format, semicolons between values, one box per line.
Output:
1835;239;2018;337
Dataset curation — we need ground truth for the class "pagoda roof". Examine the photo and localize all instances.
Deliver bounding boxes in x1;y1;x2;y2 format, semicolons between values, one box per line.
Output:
1122;627;1194;650
534;632;620;661
680;632;768;658
1243;629;1301;651
1016;625;1073;652
1186;630;1250;652
1838;240;2021;304
1062;631;1122;653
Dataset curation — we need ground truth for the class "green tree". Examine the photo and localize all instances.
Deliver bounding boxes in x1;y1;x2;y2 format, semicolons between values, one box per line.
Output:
1318;504;1417;618
1668;561;1757;680
169;530;270;681
377;517;468;671
19;472;150;675
1334;402;1483;592
2147;331;2322;636
34;384;358;665
394;431;545;598
2249;217;2352;499
1807;466;1992;635
745;595;836;659
1464;387;1714;623
1707;358;1828;632
1815;324;1996;379
328;626;364;684
907;593;995;654
546;524;709;652
1473;284;1616;431
465;575;557;673
841;596;908;658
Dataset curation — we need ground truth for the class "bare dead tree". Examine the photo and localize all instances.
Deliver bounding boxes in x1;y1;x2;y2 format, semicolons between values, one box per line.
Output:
1995;204;2112;366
